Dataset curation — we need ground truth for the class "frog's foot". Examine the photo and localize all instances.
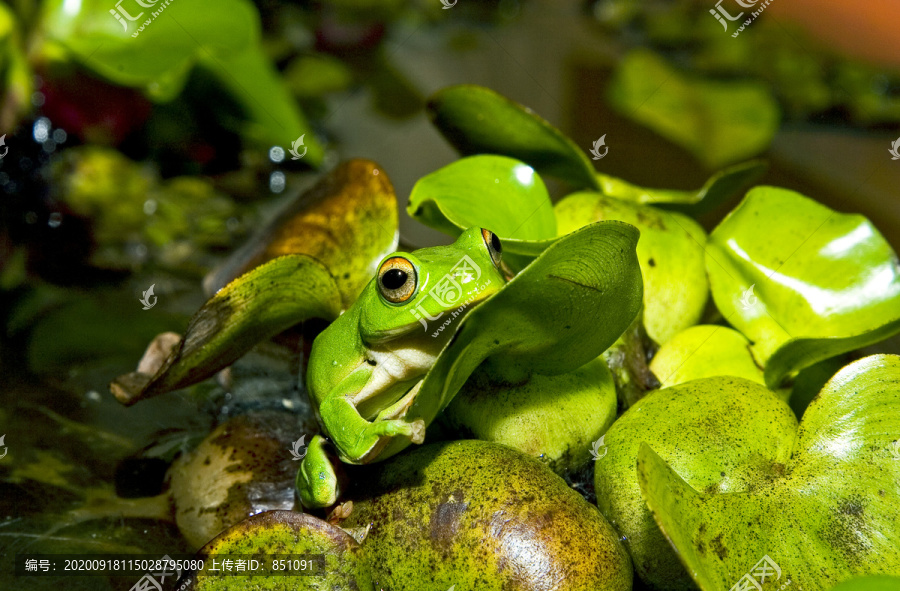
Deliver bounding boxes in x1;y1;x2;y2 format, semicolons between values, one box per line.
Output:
369;417;425;444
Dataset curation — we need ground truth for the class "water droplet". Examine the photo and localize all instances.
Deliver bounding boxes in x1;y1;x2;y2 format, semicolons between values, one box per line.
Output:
33;117;51;143
52;129;67;144
143;199;157;215
269;171;286;193
24;211;38;224
31;92;46;107
48;212;62;228
42;140;57;153
269;146;285;163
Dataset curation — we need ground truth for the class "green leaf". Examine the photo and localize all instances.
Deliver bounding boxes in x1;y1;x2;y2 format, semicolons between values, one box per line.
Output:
407;155;557;268
379;221;643;460
594;376;797;590
706;186;900;388
110;255;342;405
595;159;767;217
427;84;600;190
636;354;900;591
556;192;708;344
608;49;780;169
38;0;321;160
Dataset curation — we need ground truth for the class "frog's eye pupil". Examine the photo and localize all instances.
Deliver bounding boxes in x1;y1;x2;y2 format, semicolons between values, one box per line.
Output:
491;233;502;254
382;269;407;290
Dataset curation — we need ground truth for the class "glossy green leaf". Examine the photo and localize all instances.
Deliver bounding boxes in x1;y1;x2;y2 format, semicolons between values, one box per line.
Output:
594;376;797;590
637;354;900;590
407;155;558;269
706;186;900;388
379;221;643;460
649;325;764;389
556;192;707;344
38;0;321;159
110;255;342;405
408;154;556;241
595;159;767;217
427;84;600;190
608;49;779;169
204;159;399;307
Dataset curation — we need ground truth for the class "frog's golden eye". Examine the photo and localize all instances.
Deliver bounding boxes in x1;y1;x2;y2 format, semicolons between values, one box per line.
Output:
481;228;502;268
377;257;417;303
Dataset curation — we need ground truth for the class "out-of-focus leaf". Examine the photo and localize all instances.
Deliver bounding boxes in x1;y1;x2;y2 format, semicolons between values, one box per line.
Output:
0;3;33;130
556;192;707;344
110;255;342;405
595;159;767;217
636;355;900;590
38;0;321;160
427;84;600;190
608;49;779;169
204;159;398;307
378;221;643;460
706;186;900;388
6;285;181;374
52;147;247;270
284;54;353;97
197;46;324;163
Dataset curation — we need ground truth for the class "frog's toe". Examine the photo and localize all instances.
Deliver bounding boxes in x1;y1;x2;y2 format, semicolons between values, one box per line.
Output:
409;419;426;444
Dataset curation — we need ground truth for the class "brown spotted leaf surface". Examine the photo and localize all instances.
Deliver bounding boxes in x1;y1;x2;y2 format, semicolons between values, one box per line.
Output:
341;439;632;591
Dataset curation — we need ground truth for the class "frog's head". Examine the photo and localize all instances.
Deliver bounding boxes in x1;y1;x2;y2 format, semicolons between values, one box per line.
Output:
359;227;506;348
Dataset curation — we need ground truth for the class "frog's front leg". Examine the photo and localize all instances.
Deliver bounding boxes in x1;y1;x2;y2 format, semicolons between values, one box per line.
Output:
297;394;425;509
320;394;425;464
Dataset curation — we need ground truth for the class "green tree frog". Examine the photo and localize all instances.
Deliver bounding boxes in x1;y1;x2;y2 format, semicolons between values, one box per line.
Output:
298;227;506;508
